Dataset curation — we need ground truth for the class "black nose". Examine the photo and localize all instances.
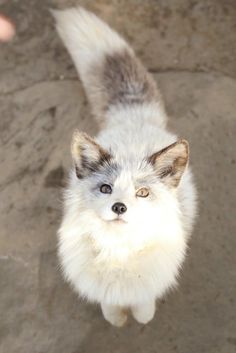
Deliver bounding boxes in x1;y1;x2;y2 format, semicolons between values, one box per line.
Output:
112;202;127;215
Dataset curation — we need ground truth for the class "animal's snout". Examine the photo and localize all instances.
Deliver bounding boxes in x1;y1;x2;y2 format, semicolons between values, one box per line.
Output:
112;202;127;215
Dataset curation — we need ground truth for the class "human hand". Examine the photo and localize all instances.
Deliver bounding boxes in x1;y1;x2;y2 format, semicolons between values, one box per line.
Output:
0;14;15;42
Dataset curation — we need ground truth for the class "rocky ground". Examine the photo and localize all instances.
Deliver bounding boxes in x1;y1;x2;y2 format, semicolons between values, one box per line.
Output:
0;1;235;352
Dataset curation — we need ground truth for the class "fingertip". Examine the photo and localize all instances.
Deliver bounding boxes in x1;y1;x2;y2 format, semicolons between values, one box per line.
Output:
0;15;15;42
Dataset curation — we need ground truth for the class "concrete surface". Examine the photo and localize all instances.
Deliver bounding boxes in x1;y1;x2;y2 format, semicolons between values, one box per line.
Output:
0;1;235;352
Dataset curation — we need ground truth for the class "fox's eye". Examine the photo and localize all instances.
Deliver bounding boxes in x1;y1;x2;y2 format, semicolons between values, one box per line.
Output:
100;184;112;194
136;187;149;198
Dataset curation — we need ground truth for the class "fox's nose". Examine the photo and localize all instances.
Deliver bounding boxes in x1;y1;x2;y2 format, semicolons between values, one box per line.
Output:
112;202;127;215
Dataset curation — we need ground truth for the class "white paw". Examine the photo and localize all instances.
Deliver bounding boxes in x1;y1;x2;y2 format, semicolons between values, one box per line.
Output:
132;301;155;324
101;303;127;327
106;311;127;327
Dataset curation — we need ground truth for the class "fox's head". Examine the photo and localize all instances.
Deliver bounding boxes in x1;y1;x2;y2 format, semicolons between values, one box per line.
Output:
69;130;189;235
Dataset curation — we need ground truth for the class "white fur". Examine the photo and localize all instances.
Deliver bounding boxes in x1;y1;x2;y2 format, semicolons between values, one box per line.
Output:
54;7;197;326
52;7;130;121
52;7;127;75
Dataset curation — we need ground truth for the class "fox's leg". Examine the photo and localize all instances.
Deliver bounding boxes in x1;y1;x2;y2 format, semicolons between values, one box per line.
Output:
101;302;127;327
131;300;156;324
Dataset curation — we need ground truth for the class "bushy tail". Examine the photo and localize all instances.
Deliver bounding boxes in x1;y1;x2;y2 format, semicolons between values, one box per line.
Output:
52;7;166;127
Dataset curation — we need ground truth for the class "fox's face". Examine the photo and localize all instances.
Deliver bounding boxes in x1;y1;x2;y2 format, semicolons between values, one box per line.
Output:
78;161;168;227
70;131;189;231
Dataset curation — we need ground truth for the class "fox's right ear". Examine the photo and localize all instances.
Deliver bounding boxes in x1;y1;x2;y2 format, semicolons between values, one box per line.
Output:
148;140;189;188
71;130;112;179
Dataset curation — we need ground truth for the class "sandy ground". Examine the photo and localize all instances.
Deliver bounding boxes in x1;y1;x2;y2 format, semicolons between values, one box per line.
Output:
0;1;236;352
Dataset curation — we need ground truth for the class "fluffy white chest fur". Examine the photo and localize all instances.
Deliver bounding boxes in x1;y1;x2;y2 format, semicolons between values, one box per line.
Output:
53;7;197;326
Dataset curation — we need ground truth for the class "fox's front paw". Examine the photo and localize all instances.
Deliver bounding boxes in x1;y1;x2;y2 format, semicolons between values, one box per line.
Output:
101;303;127;327
131;301;156;324
107;311;127;327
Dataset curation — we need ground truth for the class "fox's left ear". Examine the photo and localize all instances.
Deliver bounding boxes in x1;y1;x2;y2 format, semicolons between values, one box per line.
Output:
148;140;189;188
71;130;112;179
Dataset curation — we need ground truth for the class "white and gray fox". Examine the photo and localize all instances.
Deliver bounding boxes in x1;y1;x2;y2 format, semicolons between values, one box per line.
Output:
53;7;197;326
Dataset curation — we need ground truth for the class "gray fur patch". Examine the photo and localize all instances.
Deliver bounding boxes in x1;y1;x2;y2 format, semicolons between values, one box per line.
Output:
91;161;121;193
76;149;113;179
103;49;160;108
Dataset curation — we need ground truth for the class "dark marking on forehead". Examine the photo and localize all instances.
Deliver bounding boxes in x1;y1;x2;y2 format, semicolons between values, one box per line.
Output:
103;49;160;107
90;161;121;193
